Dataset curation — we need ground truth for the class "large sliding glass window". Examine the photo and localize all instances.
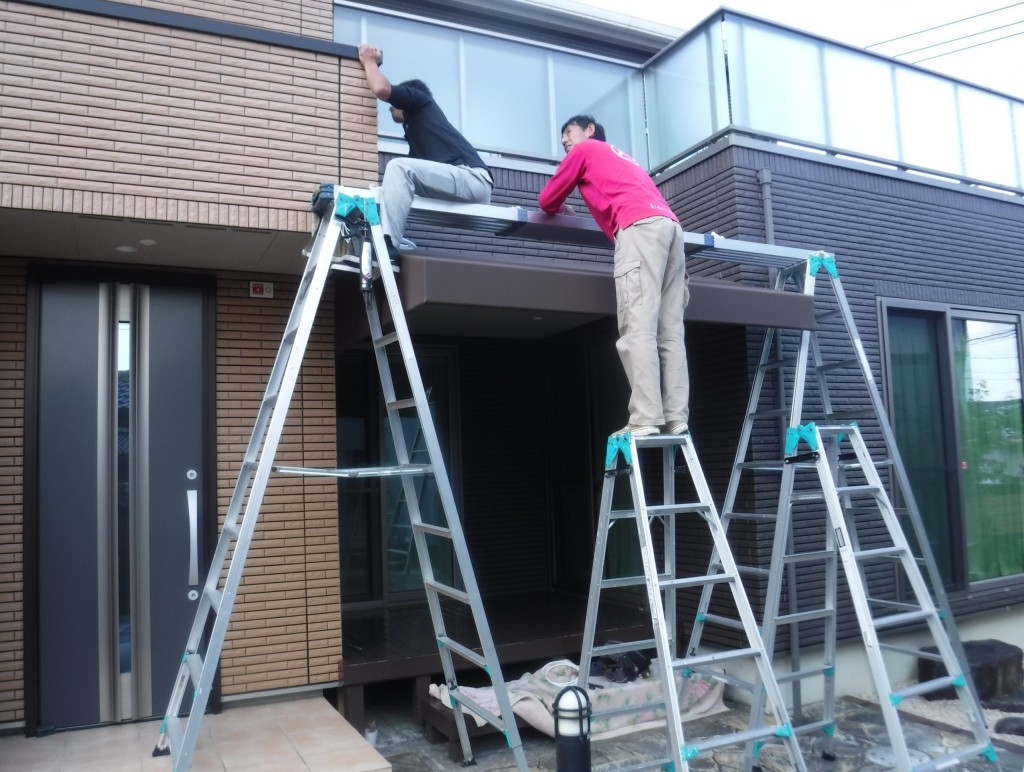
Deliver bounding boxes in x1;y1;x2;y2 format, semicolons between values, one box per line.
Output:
886;305;1024;589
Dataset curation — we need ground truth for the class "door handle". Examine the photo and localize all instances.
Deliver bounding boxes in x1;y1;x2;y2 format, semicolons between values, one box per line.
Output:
187;488;199;586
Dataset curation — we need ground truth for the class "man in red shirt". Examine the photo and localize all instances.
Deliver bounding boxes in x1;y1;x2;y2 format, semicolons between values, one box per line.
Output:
539;115;689;437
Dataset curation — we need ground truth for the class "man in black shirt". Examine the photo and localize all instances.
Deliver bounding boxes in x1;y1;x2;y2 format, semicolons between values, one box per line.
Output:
357;44;493;256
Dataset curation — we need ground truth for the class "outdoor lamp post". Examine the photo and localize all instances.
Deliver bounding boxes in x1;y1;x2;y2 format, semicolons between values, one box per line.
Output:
554;684;591;771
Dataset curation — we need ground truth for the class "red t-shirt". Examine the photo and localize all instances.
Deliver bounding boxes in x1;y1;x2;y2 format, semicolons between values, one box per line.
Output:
538;139;678;241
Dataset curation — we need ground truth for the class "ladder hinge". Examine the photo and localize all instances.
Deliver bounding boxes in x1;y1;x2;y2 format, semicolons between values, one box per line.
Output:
809;251;837;278
785;422;819;455
605;433;633;466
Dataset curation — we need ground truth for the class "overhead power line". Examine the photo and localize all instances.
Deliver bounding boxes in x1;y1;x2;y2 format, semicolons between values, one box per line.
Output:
867;1;1024;48
912;28;1024;63
894;18;1024;57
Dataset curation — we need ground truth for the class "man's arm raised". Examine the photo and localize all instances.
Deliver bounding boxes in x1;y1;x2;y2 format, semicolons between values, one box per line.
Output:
357;43;391;100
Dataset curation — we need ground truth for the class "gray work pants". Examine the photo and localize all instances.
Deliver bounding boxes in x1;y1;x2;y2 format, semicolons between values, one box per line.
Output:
613;216;690;429
379;157;492;242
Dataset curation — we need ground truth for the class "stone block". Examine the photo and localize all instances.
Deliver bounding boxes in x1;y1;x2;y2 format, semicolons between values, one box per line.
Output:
917;639;1023;702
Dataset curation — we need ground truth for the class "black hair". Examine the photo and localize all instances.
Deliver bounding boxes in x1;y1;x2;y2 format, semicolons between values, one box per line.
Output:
560;114;606;142
397;79;432;97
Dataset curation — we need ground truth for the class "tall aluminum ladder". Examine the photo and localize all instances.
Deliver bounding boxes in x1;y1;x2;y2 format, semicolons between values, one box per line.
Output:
687;253;998;771
153;183;528;772
577;429;808;772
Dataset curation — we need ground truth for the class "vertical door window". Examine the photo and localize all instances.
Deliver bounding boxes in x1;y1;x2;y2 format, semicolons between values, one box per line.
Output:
952;319;1024;580
887;306;1024;588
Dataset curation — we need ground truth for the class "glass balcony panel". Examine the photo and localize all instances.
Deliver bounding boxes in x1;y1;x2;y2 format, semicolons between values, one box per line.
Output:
727;18;827;145
895;68;961;174
1016;103;1024;189
645;25;727;169
823;47;899;161
959;86;1019;188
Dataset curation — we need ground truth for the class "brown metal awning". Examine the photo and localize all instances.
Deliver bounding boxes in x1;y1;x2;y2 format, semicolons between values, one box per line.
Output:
335;250;816;345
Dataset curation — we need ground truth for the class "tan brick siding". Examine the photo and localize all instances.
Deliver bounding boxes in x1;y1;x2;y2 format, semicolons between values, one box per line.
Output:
0;2;378;229
0;260;26;724
122;0;336;41
215;274;340;694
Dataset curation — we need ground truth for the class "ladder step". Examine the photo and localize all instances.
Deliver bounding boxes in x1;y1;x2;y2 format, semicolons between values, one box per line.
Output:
449;690;506;729
592;639;657;658
893;674;964;701
853;545;906;561
815;308;842;321
749;406;792;418
722;510;778;522
872;608;932;629
262;392;280;410
815;357;860;373
204;584;222;609
185;652;204;687
759;356;799;370
835;483;882;495
687;723;792;757
162;716;184;758
700;612;745;631
660;573;733;591
413;522;452;539
775;608;834;626
373;331;400;348
274;463;431;478
913;744;1001;772
601;573;671;590
424;579;470;604
646;502;710;516
879;641;943;660
671;647;759;670
736;460;786;471
783;548;835;565
386;397;418;412
735;564;770;579
774;665;835;684
437;636;486;669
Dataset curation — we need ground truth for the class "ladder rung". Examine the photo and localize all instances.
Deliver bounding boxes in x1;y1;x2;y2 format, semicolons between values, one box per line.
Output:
775;608;834;626
647;502;710;516
835;483;881;495
789;717;833;736
600;573;670;590
759;356;799;370
815;308;842;321
424;579;470;604
909;744;997;772
373;331;400;348
868;597;919;613
608;508;637;520
672;647;759;670
722;510;778;522
221;522;239;540
816;357;860;373
261;393;280;410
386;397;418;412
879;641;943;661
872;609;932;629
448;690;505;729
274;463;431;478
700;612;745;630
592;639;657;658
783;549;835;565
437;636;486;669
204;584;222;609
853;545;906;561
749;407;791;418
413;522;452;539
774;665;834;684
660;574;733;591
185;652;204;687
734;564;770;579
162;716;184;757
893;674;964;701
687;723;790;756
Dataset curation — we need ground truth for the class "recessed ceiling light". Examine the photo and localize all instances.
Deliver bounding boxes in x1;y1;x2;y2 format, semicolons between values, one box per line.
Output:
115;245;138;253
138;238;158;247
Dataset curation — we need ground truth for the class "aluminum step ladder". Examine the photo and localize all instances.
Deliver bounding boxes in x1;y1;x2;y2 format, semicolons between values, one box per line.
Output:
577;429;808;772
154;184;528;772
687;253;998;772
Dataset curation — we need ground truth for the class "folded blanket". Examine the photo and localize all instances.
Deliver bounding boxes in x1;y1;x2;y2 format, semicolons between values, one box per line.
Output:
428;658;726;739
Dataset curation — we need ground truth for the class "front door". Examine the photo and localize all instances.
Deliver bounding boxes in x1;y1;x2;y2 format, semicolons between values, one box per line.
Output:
34;280;209;730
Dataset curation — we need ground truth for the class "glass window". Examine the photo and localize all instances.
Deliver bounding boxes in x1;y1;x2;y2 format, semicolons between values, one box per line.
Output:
887;306;1024;588
1015;102;1024;189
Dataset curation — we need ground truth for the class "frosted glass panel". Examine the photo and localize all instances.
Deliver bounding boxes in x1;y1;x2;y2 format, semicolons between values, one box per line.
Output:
645;26;727;168
729;19;826;144
1016;103;1024;189
553;53;641;161
463;36;549;156
824;47;898;159
895;69;961;173
959;86;1017;187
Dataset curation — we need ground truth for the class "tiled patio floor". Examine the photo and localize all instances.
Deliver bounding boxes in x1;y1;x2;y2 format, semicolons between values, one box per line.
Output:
0;693;388;772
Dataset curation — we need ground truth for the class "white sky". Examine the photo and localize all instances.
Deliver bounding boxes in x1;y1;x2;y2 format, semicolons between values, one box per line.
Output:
570;0;1023;99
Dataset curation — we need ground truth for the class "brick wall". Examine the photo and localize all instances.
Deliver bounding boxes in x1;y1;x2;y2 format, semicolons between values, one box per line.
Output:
214;273;339;693
0;1;377;230
0;260;25;723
